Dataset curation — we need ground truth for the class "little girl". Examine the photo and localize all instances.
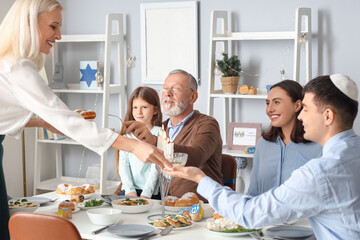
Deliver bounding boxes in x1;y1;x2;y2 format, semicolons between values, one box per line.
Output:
115;86;162;199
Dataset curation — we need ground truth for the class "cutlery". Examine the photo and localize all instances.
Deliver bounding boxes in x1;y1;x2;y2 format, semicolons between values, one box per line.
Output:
91;219;122;235
138;226;173;240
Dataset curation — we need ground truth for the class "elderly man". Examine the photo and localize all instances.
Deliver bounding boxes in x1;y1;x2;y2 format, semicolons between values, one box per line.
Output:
164;74;360;239
126;69;223;201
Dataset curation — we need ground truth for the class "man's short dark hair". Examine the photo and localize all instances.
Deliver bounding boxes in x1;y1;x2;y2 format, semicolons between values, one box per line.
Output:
303;75;358;128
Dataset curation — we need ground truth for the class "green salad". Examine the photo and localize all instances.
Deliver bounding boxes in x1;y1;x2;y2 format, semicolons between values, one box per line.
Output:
84;199;104;207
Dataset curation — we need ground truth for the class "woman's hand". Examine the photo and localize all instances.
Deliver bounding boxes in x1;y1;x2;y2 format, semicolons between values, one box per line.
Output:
26;117;64;135
162;166;207;183
123;121;157;146
111;135;172;169
132;141;172;169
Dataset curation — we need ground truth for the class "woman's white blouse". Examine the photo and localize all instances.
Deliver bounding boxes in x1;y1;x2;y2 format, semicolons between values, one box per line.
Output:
0;59;118;155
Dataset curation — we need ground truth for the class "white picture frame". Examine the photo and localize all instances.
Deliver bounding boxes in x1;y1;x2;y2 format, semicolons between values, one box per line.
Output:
140;1;198;84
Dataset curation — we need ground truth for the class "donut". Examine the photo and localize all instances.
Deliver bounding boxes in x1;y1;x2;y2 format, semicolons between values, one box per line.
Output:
164;196;179;206
58;200;75;211
66;186;83;195
174;192;199;207
56;184;72;195
80;110;96;119
81;184;95;194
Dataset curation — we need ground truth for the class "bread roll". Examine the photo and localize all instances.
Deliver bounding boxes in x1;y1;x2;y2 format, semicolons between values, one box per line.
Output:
249;86;257;95
239;85;249;94
58;200;75;211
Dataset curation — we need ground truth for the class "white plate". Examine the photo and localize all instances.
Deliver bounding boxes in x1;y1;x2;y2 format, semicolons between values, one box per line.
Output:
265;226;313;238
151;221;194;230
160;200;204;212
56;193;95;200
77;201;106;210
206;228;258;236
107;224;155;237
112;198;153;213
10;197;50;205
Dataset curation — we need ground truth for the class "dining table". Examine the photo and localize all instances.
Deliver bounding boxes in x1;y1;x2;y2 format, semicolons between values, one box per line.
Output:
33;191;314;240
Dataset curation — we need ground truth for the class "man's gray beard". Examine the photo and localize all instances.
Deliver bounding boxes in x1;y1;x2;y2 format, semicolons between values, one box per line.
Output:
161;99;189;117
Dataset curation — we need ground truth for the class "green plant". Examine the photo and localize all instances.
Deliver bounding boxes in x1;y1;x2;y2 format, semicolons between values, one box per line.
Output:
216;53;241;77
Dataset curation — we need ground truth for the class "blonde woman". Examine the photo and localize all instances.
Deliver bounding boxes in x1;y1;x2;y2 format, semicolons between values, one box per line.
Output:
0;1;168;238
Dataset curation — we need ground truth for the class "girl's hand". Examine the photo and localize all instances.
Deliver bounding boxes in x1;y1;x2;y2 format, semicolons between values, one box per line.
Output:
125;192;138;197
162;166;207;183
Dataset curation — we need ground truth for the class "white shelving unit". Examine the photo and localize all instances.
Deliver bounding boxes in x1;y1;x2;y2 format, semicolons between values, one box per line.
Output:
33;14;126;195
208;8;312;158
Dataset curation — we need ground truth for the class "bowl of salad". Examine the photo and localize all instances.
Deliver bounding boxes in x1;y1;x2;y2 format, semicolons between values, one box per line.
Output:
8;198;40;215
112;198;153;213
77;199;105;210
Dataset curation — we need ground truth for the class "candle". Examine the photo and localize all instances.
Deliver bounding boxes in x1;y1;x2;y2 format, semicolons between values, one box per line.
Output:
157;125;174;160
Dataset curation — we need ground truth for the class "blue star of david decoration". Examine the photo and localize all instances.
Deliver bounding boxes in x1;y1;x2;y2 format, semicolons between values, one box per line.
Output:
80;64;97;87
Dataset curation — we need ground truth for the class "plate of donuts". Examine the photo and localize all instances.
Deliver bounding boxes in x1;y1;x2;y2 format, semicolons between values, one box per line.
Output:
55;183;96;199
56;193;95;200
161;193;203;212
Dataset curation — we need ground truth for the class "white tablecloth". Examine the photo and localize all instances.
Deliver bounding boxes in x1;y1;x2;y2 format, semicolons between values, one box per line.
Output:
34;192;312;240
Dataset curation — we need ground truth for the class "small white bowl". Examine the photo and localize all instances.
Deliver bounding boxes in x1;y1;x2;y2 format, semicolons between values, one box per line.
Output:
8;199;40;216
112;198;154;214
86;208;122;226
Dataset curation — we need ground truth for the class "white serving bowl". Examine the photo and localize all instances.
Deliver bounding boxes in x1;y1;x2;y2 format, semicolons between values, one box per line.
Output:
112;198;154;214
8;199;40;216
86;208;122;226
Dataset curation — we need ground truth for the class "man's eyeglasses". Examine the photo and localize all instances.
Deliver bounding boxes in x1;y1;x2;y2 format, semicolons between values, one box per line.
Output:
161;88;194;94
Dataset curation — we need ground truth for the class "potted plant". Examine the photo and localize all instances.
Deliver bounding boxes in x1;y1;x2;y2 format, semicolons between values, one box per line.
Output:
216;53;241;93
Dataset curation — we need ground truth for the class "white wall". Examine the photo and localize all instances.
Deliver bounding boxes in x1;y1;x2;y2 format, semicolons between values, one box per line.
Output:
2;0;360;196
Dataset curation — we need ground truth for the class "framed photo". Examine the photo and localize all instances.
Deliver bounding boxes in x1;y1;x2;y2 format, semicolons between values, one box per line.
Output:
140;1;198;84
227;122;262;152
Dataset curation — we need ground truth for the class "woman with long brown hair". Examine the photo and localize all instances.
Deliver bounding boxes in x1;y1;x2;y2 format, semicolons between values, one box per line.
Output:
248;80;322;196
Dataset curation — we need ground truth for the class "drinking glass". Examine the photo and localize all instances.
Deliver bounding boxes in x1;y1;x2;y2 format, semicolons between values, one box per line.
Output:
85;164;101;189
